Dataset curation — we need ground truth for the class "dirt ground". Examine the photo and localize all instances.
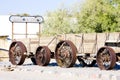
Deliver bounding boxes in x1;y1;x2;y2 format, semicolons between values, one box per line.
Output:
0;59;120;80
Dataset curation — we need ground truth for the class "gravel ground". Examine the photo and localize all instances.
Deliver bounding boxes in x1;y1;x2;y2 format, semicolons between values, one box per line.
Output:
0;59;120;80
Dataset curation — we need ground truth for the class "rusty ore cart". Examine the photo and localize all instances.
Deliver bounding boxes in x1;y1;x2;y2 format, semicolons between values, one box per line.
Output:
8;15;120;70
8;15;77;68
75;32;120;70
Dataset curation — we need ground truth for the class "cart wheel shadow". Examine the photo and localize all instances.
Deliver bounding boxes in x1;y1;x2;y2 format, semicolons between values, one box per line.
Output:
114;63;120;70
48;62;83;67
48;62;58;66
22;62;120;70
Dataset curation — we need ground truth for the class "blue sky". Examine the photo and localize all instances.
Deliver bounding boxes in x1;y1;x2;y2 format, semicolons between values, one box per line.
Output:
0;0;84;16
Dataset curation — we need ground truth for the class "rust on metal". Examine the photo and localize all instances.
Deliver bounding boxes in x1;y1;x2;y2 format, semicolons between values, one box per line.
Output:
96;47;116;70
35;46;51;66
9;41;27;65
55;40;77;68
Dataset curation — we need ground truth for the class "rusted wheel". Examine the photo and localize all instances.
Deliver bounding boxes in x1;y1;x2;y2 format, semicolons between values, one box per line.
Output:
35;46;51;66
55;40;77;68
96;47;116;70
9;41;27;65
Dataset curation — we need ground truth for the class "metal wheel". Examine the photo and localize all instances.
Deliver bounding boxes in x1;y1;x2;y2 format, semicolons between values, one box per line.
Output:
96;47;116;70
35;46;51;66
55;40;77;68
9;41;27;65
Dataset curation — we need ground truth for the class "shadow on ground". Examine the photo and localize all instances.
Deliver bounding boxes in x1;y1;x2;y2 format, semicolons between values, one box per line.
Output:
114;64;120;70
18;61;120;70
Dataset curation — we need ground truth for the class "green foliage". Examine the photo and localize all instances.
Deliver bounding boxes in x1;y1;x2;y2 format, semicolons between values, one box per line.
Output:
43;8;73;35
43;0;120;35
76;0;120;33
16;13;30;16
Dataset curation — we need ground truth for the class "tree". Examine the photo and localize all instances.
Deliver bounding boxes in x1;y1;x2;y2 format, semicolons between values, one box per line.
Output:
43;8;73;35
16;13;30;16
75;0;120;33
43;0;120;35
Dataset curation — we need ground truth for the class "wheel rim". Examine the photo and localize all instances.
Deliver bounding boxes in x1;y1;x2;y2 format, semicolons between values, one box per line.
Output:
96;47;116;70
55;40;77;68
35;46;50;66
9;41;27;65
14;46;22;64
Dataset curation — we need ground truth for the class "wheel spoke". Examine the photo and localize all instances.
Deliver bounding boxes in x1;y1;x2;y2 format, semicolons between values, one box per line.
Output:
9;41;27;65
55;40;77;68
35;46;50;66
96;47;116;70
